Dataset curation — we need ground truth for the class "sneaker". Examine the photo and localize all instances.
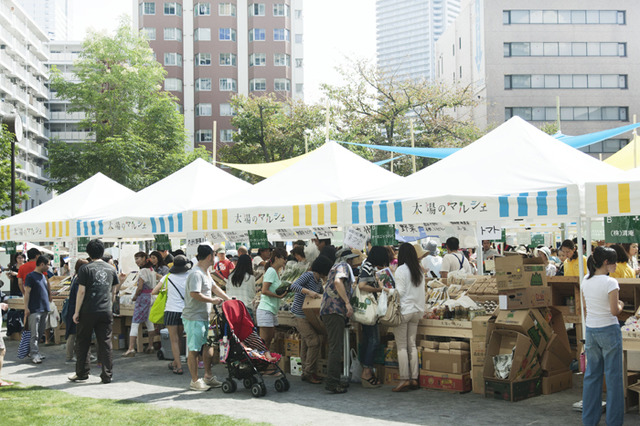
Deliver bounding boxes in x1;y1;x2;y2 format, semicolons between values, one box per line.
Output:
203;376;223;388
189;379;211;391
32;355;42;364
65;357;77;364
68;374;89;382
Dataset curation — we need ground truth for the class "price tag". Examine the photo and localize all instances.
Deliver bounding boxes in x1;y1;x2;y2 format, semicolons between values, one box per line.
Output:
313;227;334;238
276;229;298;240
295;229;315;239
224;230;249;243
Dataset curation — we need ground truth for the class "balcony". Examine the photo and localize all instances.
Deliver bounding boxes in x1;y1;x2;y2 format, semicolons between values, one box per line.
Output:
49;111;86;121
0;100;14;116
49;130;93;142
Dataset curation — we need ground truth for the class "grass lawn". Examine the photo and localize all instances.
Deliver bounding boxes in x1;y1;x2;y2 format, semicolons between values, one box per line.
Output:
0;383;266;425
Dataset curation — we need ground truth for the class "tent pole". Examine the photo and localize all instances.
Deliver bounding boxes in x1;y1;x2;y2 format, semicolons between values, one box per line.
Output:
577;217;586;341
633;114;637;169
585;217;592;258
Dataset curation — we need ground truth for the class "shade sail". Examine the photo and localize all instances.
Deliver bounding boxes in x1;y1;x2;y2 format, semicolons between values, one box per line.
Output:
604;134;640;171
218;152;311;178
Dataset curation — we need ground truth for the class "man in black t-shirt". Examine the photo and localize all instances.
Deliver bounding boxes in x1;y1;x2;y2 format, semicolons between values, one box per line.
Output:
69;239;119;384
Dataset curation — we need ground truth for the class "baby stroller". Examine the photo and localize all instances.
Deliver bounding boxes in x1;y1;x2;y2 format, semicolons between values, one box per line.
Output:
216;300;290;397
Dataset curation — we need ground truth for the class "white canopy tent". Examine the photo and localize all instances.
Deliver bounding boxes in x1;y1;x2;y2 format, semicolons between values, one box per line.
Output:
77;158;251;238
585;166;640;218
0;173;134;242
188;141;403;234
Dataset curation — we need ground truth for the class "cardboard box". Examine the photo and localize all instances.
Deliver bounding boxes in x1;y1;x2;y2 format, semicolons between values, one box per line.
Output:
112;334;125;350
384;344;398;367
495;309;552;357
302;297;326;335
278;356;291;373
541;334;573;374
471;341;487;365
290;356;303;376
421;340;439;350
419;370;472;392
472;315;495;340
472;366;485;395
449;341;470;350
499;287;551;310
284;334;301;358
495;256;547;291
542;370;573;395
316;358;329;377
438;342;450;351
483;330;541;382
422;350;470;374
484;377;542;402
383;366;401;386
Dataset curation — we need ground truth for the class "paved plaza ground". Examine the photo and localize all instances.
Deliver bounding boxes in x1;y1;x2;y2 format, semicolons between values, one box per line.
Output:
1;337;638;425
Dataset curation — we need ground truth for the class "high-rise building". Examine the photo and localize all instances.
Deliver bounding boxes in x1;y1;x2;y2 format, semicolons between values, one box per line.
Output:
134;0;305;154
47;41;91;144
434;0;639;159
376;0;461;82
16;0;69;41
0;0;51;211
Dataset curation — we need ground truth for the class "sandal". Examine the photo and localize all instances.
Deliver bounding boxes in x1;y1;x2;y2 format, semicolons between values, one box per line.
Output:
144;347;155;354
361;375;381;388
173;367;184;375
0;380;14;387
121;351;136;358
168;362;174;371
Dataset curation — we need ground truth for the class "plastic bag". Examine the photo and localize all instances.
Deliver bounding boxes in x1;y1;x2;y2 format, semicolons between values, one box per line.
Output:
349;348;363;383
377;290;388;317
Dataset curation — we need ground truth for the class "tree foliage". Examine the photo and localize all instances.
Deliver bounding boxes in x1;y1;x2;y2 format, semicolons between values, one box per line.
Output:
47;19;208;192
0;125;30;217
218;94;325;182
322;59;483;175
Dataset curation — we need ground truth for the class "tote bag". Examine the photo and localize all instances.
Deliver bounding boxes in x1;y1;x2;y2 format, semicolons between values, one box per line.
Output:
378;290;403;327
149;275;169;324
351;284;378;326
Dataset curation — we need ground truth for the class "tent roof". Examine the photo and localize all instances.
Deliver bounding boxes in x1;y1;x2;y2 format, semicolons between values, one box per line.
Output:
0;173;134;226
83;158;251;221
197;141;402;211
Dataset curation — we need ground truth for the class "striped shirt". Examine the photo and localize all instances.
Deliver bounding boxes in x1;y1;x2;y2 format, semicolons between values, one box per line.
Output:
290;271;322;317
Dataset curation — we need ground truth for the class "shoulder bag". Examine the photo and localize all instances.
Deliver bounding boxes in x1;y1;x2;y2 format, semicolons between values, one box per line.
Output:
351;283;378;326
149;274;169;324
378;290;403;327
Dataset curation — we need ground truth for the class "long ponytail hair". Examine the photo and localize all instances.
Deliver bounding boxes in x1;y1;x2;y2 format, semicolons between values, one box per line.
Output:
586;246;617;279
397;243;423;287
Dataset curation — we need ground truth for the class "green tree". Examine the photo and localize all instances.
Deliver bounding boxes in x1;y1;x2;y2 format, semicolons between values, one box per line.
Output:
0;125;30;217
323;59;483;175
218;94;325;182
47;19;208;192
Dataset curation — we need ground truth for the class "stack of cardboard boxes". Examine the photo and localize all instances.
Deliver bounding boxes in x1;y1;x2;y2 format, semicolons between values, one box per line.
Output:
420;340;472;392
481;256;573;401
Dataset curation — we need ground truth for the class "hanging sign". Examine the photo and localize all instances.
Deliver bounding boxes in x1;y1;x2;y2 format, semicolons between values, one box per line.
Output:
604;216;640;243
2;241;16;255
154;234;172;251
313;227;334;239
343;226;370;249
248;230;270;249
396;223;423;238
529;234;545;249
477;222;502;241
276;229;298;240
295;229;315;239
371;225;397;246
224;230;250;243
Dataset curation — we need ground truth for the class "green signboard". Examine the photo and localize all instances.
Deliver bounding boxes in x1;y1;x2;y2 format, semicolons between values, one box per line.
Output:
529;234;545;249
77;237;90;250
248;230;270;249
604;216;640;243
154;234;172;251
370;225;397;246
2;241;17;255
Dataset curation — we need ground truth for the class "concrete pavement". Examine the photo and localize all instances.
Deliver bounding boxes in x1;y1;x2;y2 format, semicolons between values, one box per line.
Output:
1;337;638;425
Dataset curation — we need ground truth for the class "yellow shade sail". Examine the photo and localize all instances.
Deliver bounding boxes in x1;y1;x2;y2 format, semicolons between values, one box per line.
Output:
605;134;640;170
218;151;312;178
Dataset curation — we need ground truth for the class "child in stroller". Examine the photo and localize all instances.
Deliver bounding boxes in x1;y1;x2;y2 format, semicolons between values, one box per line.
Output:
216;299;290;397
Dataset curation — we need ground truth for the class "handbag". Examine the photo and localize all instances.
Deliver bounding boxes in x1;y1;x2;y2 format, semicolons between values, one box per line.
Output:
149;274;169;324
17;329;31;359
351;284;378;326
378;290;403;327
349;348;363;383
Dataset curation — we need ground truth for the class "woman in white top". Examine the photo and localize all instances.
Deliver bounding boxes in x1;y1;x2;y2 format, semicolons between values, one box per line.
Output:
152;255;190;375
226;255;257;319
390;243;425;393
581;246;624;426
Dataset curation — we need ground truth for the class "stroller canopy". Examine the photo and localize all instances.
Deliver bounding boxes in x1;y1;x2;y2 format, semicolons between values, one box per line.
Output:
222;300;255;342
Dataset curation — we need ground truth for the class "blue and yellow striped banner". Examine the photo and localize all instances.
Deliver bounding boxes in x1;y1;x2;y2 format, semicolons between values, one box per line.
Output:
0;225;9;241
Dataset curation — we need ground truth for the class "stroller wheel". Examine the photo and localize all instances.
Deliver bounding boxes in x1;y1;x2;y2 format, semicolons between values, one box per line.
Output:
260;383;267;396
243;378;254;389
222;379;237;394
250;382;264;398
157;350;164;360
275;378;287;392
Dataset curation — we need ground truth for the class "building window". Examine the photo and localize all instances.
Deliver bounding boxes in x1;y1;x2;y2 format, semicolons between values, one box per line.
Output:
250;78;266;91
141;27;156;40
274;78;290;91
218;3;236;16
195;3;210;16
196;130;212;142
273;29;290;41
164;27;182;41
164;53;182;66
195;28;211;41
273;4;289;16
503;10;625;25
249;3;265;16
296;83;303;94
195;53;211;66
195;78;212;91
295;58;303;68
505;74;628;90
579;139;629;154
141;2;155;15
219;28;237;41
295;9;302;19
219;78;237;91
163;2;182;16
505;106;628;121
274;53;290;66
504;42;626;57
249;28;266;41
195;103;212;117
164;78;182;92
295;33;303;44
249;53;266;66
219;53;237;66
220;129;234;142
220;103;235;116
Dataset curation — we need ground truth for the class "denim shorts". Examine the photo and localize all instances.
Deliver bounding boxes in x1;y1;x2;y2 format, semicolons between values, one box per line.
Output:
182;319;208;352
256;308;279;327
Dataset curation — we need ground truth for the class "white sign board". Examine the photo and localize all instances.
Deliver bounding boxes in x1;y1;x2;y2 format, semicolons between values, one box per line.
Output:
186;232;208;258
313;227;334;239
477;222;502;240
396;223;422;238
516;231;532;246
343;227;370;249
295;229;315;239
276;229;298;240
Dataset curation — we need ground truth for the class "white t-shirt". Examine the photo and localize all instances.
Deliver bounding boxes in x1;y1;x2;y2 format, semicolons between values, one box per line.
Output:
161;273;187;313
441;252;473;275
226;271;257;310
394;264;426;316
421;255;442;278
582;274;620;328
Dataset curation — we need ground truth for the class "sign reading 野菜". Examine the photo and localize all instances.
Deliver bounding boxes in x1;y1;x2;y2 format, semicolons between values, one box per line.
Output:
604;216;640;243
